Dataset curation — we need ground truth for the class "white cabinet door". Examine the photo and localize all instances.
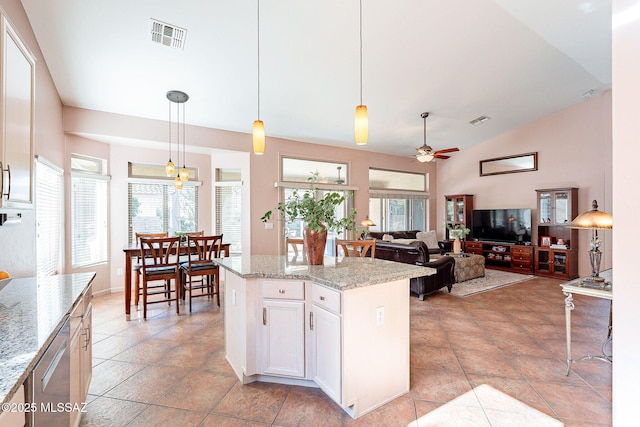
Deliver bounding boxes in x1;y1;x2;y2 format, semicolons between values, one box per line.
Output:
1;18;34;208
311;304;341;403
261;299;305;377
81;302;92;400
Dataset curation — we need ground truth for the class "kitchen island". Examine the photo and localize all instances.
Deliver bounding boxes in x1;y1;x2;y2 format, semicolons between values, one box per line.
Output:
217;255;434;419
0;272;95;427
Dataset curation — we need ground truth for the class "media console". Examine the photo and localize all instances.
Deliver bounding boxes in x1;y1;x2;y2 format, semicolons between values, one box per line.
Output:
464;241;533;274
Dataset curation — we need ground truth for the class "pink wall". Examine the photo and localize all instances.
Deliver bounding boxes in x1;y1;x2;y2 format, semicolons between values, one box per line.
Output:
0;0;64;277
612;0;640;422
437;91;613;278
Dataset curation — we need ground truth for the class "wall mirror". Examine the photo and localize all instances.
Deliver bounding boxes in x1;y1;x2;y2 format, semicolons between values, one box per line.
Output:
479;152;538;177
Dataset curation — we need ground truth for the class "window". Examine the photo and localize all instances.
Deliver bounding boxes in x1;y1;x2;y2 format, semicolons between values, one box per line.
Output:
71;154;109;267
128;162;199;245
215;169;242;254
36;156;63;276
280;157;355;256
368;168;428;232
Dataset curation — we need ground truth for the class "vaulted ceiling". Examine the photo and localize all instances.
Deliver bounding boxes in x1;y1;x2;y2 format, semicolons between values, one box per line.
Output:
20;0;611;157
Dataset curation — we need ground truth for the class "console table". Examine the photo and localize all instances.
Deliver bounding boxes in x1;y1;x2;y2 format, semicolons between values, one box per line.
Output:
560;269;612;375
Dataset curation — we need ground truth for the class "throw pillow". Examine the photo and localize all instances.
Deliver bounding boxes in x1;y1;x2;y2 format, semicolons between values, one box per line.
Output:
416;231;439;249
382;234;394;242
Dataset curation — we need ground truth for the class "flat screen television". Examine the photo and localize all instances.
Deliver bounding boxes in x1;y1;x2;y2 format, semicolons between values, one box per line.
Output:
471;208;532;244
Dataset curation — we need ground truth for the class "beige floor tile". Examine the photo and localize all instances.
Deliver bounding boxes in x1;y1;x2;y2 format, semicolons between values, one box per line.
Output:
84;276;612;426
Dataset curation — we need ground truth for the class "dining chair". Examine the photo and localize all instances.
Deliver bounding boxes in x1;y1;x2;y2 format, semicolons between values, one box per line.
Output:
139;236;181;319
286;237;305;260
133;232;168;306
180;234;223;312
335;239;376;258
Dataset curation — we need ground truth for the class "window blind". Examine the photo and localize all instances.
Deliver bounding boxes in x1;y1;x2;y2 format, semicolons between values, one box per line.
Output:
215;184;241;254
35;157;63;276
71;175;108;267
128;181;198;245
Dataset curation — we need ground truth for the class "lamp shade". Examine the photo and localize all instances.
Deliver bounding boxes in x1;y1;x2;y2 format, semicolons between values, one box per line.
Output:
566;200;613;230
253;120;265;155
179;166;189;182
174;176;183;190
361;218;375;227
416;153;434;163
165;160;175;176
355;105;368;145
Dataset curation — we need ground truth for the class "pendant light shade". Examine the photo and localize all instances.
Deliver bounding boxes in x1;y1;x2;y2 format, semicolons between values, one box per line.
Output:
179;166;189;182
355;0;368;145
165;159;175;176
253;119;265;155
355;105;368;145
174;175;183;190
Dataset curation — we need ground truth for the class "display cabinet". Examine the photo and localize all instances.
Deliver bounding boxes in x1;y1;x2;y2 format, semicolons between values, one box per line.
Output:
535;188;579;279
444;194;473;240
534;247;578;279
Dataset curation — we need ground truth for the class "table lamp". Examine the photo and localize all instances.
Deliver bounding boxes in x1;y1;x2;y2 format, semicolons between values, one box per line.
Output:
360;216;376;239
566;200;613;282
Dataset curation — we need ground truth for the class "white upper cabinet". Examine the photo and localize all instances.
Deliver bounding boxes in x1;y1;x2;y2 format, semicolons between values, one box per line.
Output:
1;16;35;209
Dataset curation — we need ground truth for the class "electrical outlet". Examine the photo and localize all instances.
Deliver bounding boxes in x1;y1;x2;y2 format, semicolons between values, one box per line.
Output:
264;222;274;230
375;306;384;325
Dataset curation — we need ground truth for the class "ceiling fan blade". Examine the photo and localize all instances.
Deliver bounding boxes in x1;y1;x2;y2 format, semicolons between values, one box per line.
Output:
434;154;451;159
434;147;459;155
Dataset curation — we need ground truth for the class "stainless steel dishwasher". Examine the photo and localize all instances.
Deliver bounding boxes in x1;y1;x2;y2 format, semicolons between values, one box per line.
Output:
29;314;71;427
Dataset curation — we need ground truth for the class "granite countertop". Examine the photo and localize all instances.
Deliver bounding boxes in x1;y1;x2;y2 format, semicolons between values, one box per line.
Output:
0;272;95;405
217;255;435;291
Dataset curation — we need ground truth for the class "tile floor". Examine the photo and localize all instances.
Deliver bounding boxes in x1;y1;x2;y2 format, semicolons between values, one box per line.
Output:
81;276;612;426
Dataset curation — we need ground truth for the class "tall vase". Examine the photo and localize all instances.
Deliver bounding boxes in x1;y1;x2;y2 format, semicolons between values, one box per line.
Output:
304;223;327;265
453;236;461;255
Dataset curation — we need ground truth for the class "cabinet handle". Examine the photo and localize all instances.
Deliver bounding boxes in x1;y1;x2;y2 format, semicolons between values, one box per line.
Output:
278;289;285;294
310;312;314;331
0;162;9;198
319;296;325;301
263;307;267;325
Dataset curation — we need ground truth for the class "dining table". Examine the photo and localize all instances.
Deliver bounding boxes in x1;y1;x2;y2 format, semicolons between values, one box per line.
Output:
122;241;230;319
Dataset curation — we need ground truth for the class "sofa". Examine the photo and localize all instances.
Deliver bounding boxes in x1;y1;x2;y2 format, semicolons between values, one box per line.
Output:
373;240;456;300
367;230;442;255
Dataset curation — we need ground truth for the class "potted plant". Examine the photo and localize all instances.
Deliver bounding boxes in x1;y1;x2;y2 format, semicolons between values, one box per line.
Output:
261;172;357;264
447;223;470;254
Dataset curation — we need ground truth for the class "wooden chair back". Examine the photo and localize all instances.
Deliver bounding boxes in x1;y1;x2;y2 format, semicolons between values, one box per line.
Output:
335;239;376;258
187;234;223;265
286;237;305;259
139;236;180;270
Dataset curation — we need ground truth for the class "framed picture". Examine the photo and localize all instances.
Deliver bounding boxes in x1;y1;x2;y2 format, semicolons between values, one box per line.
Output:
540;236;552;247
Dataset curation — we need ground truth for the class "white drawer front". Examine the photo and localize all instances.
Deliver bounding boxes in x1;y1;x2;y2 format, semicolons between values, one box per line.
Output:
262;280;305;300
312;283;341;314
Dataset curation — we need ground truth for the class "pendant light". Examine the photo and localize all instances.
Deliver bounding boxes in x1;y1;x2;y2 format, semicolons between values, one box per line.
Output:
252;0;265;155
354;0;368;145
179;99;189;182
166;90;189;190
165;99;175;176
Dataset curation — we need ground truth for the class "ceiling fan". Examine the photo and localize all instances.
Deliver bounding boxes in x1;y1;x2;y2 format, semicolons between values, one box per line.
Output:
415;112;459;162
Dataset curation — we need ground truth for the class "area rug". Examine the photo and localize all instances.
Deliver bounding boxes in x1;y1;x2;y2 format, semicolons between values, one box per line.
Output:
449;269;534;297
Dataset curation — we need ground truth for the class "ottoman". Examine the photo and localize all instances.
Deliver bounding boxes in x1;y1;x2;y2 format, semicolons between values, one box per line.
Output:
447;253;485;282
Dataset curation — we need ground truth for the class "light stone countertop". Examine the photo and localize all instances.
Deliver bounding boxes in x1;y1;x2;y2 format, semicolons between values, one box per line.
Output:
0;272;95;405
217;255;435;291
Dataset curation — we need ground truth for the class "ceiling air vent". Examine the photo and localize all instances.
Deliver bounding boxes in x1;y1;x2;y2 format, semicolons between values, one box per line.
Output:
150;19;186;50
469;115;491;126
